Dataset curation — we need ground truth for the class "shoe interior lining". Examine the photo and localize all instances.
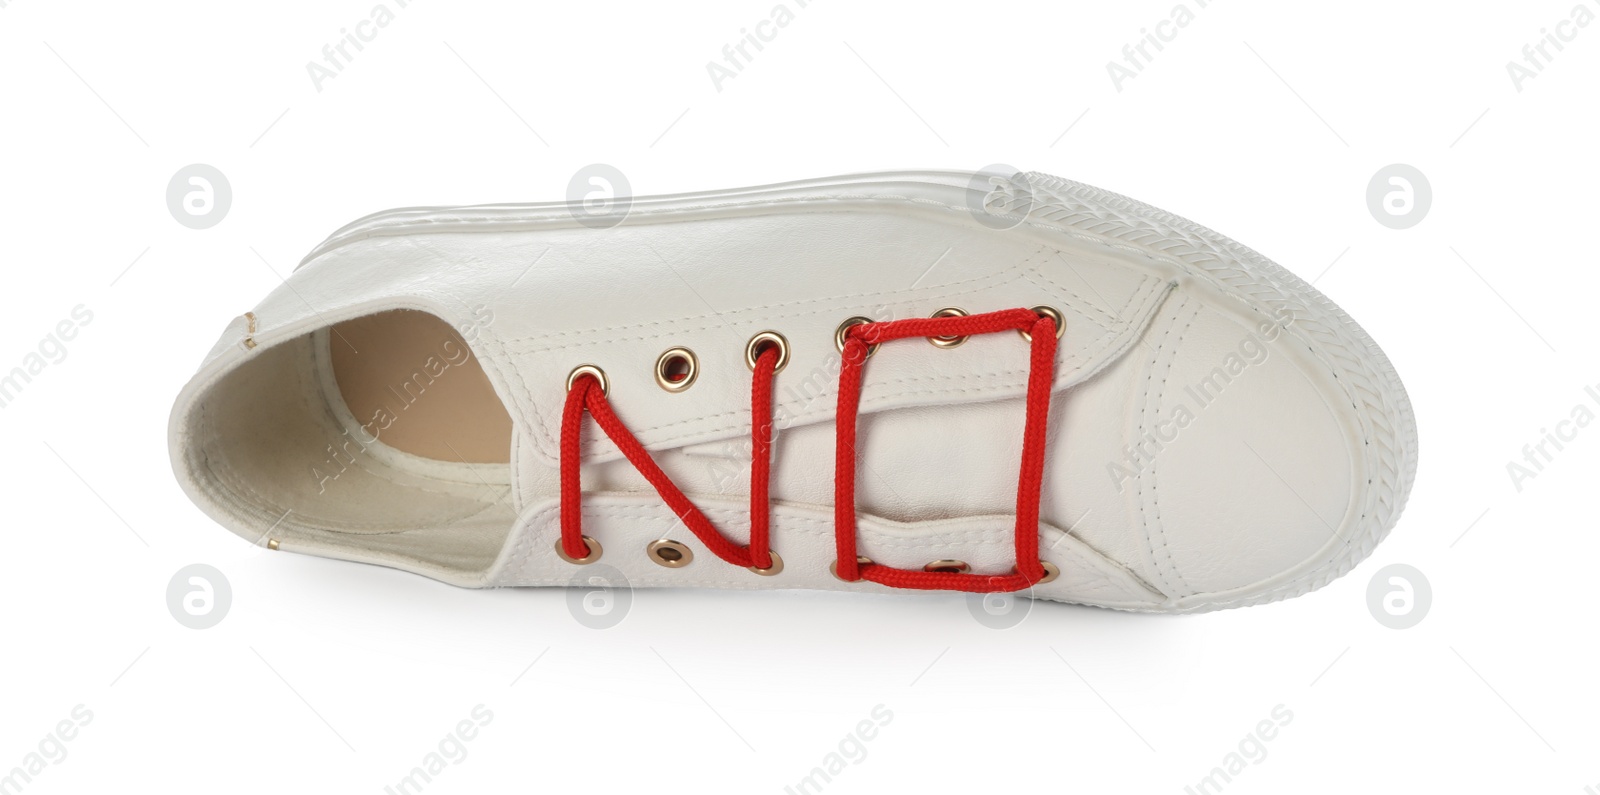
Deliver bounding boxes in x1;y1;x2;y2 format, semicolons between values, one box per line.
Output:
184;310;517;577
327;310;513;465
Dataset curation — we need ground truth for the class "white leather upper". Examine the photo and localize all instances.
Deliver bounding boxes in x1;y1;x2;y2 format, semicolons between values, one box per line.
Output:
168;171;1417;612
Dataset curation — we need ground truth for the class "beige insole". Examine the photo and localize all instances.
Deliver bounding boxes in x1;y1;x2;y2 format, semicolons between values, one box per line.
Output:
330;310;513;464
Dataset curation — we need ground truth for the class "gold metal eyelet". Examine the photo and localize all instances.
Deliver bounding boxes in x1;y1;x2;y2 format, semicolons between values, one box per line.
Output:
748;551;784;576
927;307;969;348
834;316;879;357
829;556;874;582
654;348;698;392
1018;305;1065;341
744;331;790;373
555;536;603;565
1037;561;1060;584
923;559;971;574
565;364;609;396
647;539;694;568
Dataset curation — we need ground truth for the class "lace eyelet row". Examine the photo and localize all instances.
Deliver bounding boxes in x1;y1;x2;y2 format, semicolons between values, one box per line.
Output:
560;542;1059;585
576;306;1064;398
556;536;783;576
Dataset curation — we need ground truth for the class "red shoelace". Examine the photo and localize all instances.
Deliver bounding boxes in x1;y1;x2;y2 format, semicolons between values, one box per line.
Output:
559;307;1060;593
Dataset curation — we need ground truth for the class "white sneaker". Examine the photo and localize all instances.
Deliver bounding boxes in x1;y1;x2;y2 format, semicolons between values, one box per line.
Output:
168;170;1417;612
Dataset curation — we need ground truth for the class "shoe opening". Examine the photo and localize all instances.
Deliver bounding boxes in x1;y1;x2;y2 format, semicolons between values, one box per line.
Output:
173;309;517;580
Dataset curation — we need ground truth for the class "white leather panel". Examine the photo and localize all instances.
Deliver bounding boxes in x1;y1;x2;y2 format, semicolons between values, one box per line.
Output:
475;210;1167;475
1138;299;1354;596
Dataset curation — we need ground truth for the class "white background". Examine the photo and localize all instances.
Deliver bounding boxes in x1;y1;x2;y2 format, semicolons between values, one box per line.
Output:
2;1;1597;793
